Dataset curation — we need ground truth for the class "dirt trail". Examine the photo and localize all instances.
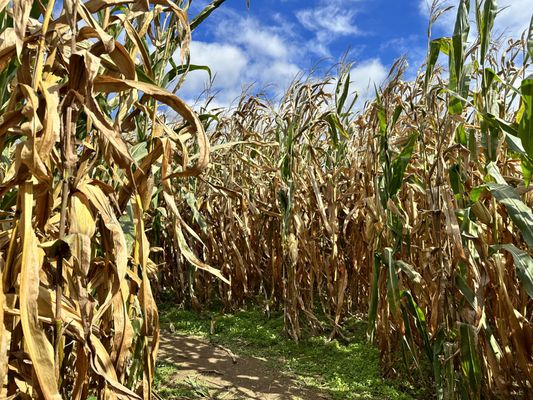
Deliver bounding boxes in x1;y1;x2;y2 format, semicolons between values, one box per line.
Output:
157;332;329;400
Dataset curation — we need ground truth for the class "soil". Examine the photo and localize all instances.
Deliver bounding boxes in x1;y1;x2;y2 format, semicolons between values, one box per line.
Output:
157;331;330;400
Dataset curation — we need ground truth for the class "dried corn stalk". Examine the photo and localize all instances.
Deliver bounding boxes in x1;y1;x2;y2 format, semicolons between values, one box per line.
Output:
0;0;228;397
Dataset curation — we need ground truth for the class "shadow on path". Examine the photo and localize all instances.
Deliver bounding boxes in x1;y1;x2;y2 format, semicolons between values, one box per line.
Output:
157;332;329;400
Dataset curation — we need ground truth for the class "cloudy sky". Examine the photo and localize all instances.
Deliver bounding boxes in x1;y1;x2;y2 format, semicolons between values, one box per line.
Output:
179;0;531;108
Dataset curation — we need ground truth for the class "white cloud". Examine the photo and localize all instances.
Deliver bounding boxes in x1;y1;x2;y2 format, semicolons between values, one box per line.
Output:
297;7;360;36
171;1;389;113
176;13;302;110
182;41;248;93
229;19;289;59
350;58;388;102
296;0;366;57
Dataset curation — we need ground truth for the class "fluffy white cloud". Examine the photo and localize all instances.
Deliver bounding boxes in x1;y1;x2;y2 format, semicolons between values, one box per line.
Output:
227;19;289;59
297;7;360;36
182;42;249;92
176;13;302;110
296;0;365;57
350;58;388;103
173;1;389;112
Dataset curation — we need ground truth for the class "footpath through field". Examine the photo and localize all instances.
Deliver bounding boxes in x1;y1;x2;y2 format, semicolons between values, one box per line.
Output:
157;332;328;400
154;308;415;400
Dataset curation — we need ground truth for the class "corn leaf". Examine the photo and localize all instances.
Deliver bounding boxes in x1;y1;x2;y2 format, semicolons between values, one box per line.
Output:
527;15;533;59
492;244;533;299
487;182;533;249
19;182;61;399
367;252;381;342
518;75;533;159
459;323;482;396
477;0;497;63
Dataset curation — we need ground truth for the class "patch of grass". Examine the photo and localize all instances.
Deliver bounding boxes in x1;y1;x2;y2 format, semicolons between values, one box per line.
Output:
158;304;417;400
159;302;210;336
154;361;209;399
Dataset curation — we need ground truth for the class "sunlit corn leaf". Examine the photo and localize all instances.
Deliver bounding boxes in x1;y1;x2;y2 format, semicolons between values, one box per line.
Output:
492;244;533;299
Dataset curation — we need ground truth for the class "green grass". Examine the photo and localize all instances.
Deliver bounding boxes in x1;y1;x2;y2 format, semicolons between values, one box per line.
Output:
157;302;420;400
154;361;212;399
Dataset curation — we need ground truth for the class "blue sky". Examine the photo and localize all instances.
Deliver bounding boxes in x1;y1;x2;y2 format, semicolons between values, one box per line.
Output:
180;0;532;108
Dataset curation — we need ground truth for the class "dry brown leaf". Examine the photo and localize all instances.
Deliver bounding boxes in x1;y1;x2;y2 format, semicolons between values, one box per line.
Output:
19;181;61;400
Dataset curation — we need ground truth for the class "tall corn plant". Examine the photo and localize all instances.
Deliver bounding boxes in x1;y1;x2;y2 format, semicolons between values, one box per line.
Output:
367;1;533;398
0;0;231;398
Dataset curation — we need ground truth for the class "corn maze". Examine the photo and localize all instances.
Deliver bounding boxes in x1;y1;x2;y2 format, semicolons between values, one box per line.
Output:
0;0;532;399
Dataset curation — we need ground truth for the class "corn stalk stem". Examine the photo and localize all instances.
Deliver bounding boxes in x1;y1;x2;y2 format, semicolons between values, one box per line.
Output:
54;106;72;378
33;0;57;90
55;1;78;380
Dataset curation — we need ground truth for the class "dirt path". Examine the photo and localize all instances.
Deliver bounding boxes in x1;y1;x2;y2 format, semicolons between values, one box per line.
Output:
157;332;329;400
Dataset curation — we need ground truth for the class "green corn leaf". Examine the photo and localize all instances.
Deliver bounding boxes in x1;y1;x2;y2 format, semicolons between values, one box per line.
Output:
480;120;500;162
455;123;468;146
185;192;208;235
504;132;527;155
162;62;212;89
367;252;381;342
518;76;533;159
325;113;349;147
391;105;403;128
389;133;417;197
377;105;388;136
492;244;533;299
130;142;149;164
456;274;476;307
486;161;509;184
459;323;482;396
527;15;533;59
119;202;136;255
449;164;465;196
487;183;533;250
135;65;157;85
477;0;497;63
30;0;46;19
449;0;471;114
452;0;471;75
335;66;352;115
425;38;450;93
400;307;420;369
190;0;227;31
522;156;533;186
401;291;432;362
468;128;478;160
385;248;401;320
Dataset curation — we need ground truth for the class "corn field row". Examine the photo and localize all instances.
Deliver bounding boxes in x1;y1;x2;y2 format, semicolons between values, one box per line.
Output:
0;0;532;399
